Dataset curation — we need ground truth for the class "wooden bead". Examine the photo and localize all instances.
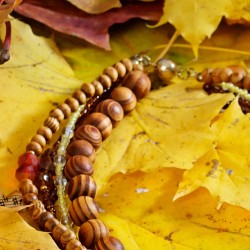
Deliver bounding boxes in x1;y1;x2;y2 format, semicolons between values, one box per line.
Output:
219;67;233;82
98;74;112;89
94;236;125;250
64;155;94;180
23;192;38;204
69;196;99;226
61;229;76;245
103;66;119;82
45;217;60;232
44;117;60;133
243;75;250;90
74;125;102;149
200;68;213;83
66;239;87;250
114;62;127;78
120;58;133;72
37;126;53;141
67;140;95;162
39;211;54;228
72;89;87;104
32;207;45;221
19;179;38;195
26;141;43;156
95;99;124;127
30;200;45;211
65;97;79;112
111;87;137;113
92;80;104;96
122;70;151;100
49;108;65;122
79;219;109;248
52;224;68;242
82;112;112;140
81;83;95;97
211;68;223;84
68;174;97;201
58;103;71;118
31;134;46;148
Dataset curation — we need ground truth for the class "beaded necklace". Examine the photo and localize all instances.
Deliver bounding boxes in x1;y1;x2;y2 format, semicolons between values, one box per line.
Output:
7;54;250;250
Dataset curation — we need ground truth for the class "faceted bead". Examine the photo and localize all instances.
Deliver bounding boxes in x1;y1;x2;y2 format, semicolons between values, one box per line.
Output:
18;152;39;168
15;164;37;182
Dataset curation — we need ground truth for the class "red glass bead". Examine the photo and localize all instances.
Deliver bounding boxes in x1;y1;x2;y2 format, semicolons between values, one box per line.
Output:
18;152;39;168
15;164;37;182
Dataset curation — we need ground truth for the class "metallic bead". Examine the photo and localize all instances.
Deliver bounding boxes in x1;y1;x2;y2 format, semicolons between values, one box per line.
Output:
156;58;176;83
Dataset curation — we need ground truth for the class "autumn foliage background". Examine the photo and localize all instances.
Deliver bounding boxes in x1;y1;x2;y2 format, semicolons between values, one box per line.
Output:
1;0;250;249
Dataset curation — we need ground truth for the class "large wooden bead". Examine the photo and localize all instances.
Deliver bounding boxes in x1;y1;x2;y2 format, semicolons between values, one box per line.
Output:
82;112;112;140
111;87;137;113
68;174;97;201
45;217;60;232
69;196;99;226
79;219;109;248
19;179;38;195
94;236;125;250
64;155;94;180
122;70;151;100
95;99;124;127
74;125;102;149
66;239;87;250
61;229;76;245
67;140;95;162
52;224;68;242
44;117;60;133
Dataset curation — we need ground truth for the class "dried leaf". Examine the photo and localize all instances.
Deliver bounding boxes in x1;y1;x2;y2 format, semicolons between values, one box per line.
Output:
14;0;163;49
67;0;122;14
0;206;59;249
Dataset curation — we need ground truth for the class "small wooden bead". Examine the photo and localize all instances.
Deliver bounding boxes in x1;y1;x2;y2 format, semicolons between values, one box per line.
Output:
74;125;102;149
39;211;54;228
61;229;76;245
58;103;72;119
26;142;43;156
37;126;53;141
45;217;60;232
81;83;96;97
65;97;80;112
111;87;137;113
94;236;125;250
72;89;87;104
114;62;127;78
211;68;223;84
103;66;119;82
98;74;112;89
30;200;45;212
64;155;94;180
23;192;38;204
52;224;68;242
95;99;124;127
68;174;97;201
31;134;46;148
200;68;213;83
44;117;60;133
66;239;86;250
69;196;99;226
32;207;46;221
82;112;112;140
92;80;104;96
49;108;65;122
219;67;233;82
79;219;109;248
67;140;95;162
120;58;133;72
19;179;38;195
122;70;151;100
243;75;250;90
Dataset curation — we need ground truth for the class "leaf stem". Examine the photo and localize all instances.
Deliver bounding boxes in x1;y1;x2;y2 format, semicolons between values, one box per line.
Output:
153;30;179;64
0;20;11;64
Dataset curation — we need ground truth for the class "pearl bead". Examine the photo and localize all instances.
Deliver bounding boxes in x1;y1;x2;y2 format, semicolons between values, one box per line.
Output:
156;58;176;83
64;155;94;180
79;219;109;248
69;196;99;226
94;236;125;250
68;174;97;200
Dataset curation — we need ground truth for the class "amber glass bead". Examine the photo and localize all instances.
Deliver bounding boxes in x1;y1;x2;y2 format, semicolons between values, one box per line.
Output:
74;125;102;149
94;236;125;250
67;140;95;162
68;174;97;200
18;152;39;167
64;155;94;180
82;112;112;140
15;164;38;182
111;87;137;113
69;196;99;226
79;219;109;248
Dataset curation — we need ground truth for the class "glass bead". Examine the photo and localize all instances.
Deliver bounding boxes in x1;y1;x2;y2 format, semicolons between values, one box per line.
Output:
54;175;67;187
57;146;66;156
54;155;66;165
18;152;39;168
64;126;74;138
15;164;37;182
